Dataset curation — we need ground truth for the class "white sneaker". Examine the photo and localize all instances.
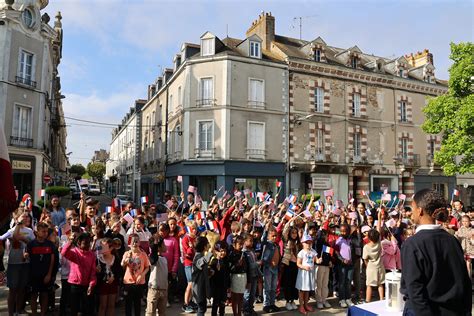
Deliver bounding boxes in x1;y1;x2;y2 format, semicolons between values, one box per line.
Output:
339;300;348;308
317;302;324;309
346;299;354;306
167;301;171;308
291;302;298;310
323;301;331;308
286;302;293;311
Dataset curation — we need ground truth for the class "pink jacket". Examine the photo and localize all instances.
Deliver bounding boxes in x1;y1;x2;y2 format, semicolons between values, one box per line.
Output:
163;236;179;273
381;239;402;270
61;241;97;288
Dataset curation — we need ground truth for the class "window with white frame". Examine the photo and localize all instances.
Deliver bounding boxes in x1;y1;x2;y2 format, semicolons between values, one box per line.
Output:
198;121;213;152
354;132;361;158
199;78;214;106
352;93;361;117
201;38;214;56
174;125;181;155
247;122;265;158
314;49;321;62
400;101;407;122
315;87;324;112
168;94;173;113
249;79;264;107
18;50;34;85
401;137;408;160
12;105;32;139
351;56;358;69
316;129;323;155
249;41;261;58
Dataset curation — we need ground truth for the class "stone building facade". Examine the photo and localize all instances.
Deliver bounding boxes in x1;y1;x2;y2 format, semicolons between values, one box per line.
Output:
0;0;67;200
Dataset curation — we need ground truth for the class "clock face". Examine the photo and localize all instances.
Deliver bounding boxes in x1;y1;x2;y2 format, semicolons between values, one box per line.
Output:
22;8;35;29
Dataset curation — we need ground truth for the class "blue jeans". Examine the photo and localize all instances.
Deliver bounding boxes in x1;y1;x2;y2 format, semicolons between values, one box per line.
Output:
243;278;257;313
263;266;278;307
338;263;354;300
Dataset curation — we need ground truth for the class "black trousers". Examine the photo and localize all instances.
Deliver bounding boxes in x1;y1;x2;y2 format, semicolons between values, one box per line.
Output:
281;261;299;301
70;284;93;316
59;280;71;316
124;284;143;316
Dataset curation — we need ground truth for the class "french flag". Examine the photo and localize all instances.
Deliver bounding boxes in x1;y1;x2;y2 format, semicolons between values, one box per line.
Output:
0;123;16;222
399;193;407;200
112;198;121;212
453;189;460;196
22;194;32;211
287;194;297;204
207;220;219;232
39;189;46;198
322;245;334;256
196;211;206;220
105;206;113;214
130;209;137;217
276;180;282;188
284;208;295;221
141;196;149;204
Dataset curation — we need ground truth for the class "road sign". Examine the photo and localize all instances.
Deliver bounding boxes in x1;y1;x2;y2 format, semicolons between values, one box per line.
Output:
43;174;52;183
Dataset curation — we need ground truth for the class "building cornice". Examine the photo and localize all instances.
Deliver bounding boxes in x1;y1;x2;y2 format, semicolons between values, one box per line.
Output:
288;58;447;96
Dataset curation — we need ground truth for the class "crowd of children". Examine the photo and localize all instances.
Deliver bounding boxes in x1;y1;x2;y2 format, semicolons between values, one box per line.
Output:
0;187;473;316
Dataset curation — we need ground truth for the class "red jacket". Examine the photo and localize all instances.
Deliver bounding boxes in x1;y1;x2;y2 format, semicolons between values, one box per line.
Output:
181;234;196;267
219;206;236;241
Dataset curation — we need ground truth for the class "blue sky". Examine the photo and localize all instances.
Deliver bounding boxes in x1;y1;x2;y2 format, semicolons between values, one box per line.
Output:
44;0;473;166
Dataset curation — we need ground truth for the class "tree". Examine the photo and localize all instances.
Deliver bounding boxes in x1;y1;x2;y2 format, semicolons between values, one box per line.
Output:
422;42;474;175
87;162;106;183
69;164;86;177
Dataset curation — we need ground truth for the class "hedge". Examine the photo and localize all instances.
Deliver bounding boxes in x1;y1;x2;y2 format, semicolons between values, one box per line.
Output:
45;186;70;197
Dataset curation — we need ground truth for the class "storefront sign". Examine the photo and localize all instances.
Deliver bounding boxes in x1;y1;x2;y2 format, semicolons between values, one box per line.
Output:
12;160;31;171
311;176;331;189
235;178;247;183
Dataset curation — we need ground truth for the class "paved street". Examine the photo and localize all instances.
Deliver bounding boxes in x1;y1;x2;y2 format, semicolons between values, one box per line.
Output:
61;192;113;214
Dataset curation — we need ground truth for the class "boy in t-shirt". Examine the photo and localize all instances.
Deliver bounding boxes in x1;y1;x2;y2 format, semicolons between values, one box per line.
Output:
25;222;56;316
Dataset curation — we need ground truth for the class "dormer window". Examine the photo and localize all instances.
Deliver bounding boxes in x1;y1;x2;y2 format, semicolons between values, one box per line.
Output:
314;49;321;62
250;41;261;58
351;56;358;69
201;38;214;56
399;69;404;77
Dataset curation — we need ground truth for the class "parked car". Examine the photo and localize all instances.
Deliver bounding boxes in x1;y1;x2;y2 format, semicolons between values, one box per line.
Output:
68;183;77;191
116;194;133;206
88;183;101;195
71;188;81;200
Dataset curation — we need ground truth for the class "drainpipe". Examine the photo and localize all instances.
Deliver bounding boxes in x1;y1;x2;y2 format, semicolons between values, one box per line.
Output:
163;86;169;196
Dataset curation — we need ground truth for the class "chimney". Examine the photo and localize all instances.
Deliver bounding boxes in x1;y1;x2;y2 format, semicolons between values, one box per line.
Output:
246;11;275;51
155;77;163;90
147;84;156;100
405;49;434;67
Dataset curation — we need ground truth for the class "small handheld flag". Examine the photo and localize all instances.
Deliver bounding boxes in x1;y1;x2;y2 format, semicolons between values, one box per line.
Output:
130;209;137;217
302;209;312;218
398;193;407;200
453;189;460;196
276;181;282;188
188;185;196;193
196;211;206;220
284;209;295;221
39;189;46;198
123;213;134;224
323;189;334;197
177;175;183;183
286;194;297;204
156;213;168;222
140;196;149;204
322;245;334;256
105;206;112;213
382;194;392;202
112;198;121;212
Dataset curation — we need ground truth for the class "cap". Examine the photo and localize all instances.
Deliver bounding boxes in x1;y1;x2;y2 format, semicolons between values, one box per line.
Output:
361;225;371;234
301;231;313;243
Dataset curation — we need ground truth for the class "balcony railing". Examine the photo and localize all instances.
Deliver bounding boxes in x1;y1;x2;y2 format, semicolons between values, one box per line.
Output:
315;153;326;162
10;136;33;148
15;76;37;88
426;154;437;166
194;148;215;158
399;153;420;167
247;100;266;109
173;151;182;160
195;99;217;107
246;148;266;159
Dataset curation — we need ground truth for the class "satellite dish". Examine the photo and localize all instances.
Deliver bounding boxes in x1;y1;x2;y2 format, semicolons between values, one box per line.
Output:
463;183;469;189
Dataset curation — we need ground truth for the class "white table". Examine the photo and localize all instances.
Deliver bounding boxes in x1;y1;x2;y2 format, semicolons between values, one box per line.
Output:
347;300;403;316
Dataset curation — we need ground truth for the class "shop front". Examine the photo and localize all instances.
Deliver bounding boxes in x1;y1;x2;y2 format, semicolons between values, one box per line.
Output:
10;154;35;200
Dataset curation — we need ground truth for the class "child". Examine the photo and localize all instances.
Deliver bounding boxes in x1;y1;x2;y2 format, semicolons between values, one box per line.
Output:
226;221;242;247
181;220;198;313
96;238;122;316
455;215;474;278
157;223;179;305
228;235;247;316
242;234;260;316
261;226;280;313
146;235;168;316
209;241;230;316
362;229;385;302
192;236;213;316
335;223;354;308
295;232;319;315
25;222;56;316
314;229;332;309
281;224;300;311
121;233;150;316
251;227;264;303
126;216;152;255
61;232;97;316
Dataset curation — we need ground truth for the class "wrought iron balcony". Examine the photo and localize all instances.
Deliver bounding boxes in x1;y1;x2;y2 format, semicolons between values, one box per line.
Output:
194;148;216;158
398;153;420;167
10;136;33;148
15;76;37;88
315;153;326;162
247;100;266;109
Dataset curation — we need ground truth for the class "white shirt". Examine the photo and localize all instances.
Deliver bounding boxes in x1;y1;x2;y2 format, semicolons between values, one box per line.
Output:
415;224;441;234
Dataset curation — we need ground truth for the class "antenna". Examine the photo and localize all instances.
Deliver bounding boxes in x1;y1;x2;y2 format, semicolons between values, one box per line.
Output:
226;24;228;38
292;15;318;40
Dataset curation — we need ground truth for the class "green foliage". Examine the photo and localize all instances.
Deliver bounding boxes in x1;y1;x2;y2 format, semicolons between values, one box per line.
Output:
87;162;106;182
300;194;321;202
45;186;70;197
422;42;474;175
70;164;86;176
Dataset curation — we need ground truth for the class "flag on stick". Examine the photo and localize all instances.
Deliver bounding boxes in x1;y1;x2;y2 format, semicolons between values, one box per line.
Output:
322;245;334;255
140;196;149;204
